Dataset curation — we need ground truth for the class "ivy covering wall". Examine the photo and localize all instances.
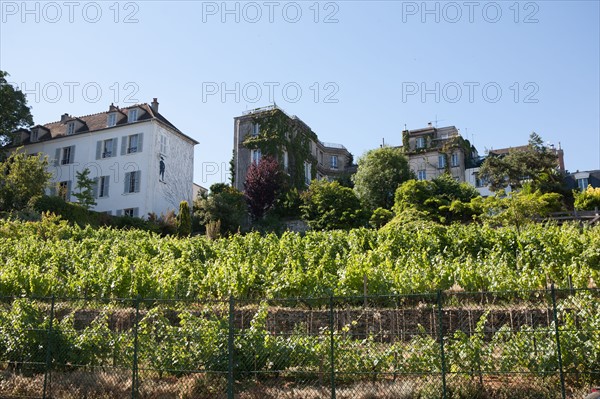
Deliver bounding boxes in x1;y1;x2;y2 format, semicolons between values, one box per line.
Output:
242;108;318;190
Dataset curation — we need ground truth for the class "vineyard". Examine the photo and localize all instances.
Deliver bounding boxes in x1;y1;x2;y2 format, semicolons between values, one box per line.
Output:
0;216;598;299
0;217;599;398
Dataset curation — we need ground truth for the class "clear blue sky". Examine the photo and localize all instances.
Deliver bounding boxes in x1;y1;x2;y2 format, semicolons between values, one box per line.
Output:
2;1;599;188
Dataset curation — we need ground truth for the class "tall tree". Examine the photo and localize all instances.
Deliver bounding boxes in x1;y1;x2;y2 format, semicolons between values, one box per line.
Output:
176;200;192;237
479;132;563;193
0;149;51;211
301;180;367;230
72;168;97;210
0;71;34;149
352;146;414;211
244;156;284;220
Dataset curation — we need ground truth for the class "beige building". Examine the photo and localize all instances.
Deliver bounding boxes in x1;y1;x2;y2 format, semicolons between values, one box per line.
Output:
233;105;354;192
400;123;477;182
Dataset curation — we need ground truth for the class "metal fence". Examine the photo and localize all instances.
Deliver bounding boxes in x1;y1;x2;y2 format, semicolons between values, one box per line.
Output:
1;287;598;399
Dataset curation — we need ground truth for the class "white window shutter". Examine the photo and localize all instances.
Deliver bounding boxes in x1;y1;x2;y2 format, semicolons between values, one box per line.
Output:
93;177;99;198
54;148;61;166
66;180;72;202
121;136;127;155
69;146;75;164
96;141;102;160
116;209;123;216
112;138;118;156
134;171;141;192
105;176;110;197
133;207;139;217
124;172;131;193
137;134;143;152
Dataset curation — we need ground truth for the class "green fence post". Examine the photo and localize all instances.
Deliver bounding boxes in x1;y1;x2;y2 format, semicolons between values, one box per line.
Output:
551;284;566;399
42;295;55;399
329;295;336;399
228;296;235;399
437;291;447;399
131;297;140;399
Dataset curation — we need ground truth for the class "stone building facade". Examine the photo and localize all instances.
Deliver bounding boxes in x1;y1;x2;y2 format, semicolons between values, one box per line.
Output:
400;123;477;182
232;105;354;192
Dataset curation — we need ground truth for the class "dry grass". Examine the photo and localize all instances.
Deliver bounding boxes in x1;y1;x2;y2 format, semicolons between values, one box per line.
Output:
0;370;593;399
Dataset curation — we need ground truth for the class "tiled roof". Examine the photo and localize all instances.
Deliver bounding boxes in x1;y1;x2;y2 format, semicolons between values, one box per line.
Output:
20;103;198;145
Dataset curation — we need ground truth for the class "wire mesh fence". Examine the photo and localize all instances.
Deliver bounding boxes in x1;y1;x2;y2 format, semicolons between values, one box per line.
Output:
0;287;598;398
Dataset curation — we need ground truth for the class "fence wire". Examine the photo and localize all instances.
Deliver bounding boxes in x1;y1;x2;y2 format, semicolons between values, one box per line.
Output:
0;288;598;398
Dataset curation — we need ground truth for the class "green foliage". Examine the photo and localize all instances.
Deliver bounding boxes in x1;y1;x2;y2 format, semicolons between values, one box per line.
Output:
0;70;34;148
272;187;302;219
72;168;97;210
242;108;316;190
0;218;598;299
301;180;367;230
574;186;600;210
479;132;564;193
477;186;564;231
352;146;414;211
369;207;393;228
176;201;192;237
0;149;51;212
393;174;480;224
194;184;247;235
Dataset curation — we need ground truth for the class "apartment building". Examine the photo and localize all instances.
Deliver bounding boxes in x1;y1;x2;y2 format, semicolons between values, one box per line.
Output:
400;123;477;182
232;105;354;192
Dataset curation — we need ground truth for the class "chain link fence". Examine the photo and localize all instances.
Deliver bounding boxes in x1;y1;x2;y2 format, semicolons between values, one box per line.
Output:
1;287;598;398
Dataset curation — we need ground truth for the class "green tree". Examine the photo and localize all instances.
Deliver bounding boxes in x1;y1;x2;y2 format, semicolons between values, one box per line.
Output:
0;71;34;149
394;174;480;224
369;207;394;228
476;185;563;231
72;168;97;210
194;183;247;235
573;186;600;211
301;180;367;230
352;146;414;211
176;200;192;237
0;149;51;212
479;132;563;193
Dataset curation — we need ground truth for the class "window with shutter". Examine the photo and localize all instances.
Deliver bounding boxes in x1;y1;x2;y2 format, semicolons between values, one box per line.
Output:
124;171;141;193
97;176;110;198
107;113;117;127
438;155;446;169
128;109;138;123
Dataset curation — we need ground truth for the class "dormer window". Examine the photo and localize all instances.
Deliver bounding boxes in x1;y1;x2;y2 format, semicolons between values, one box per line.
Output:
67;122;75;135
128;109;138;123
107;113;117;127
31;129;39;142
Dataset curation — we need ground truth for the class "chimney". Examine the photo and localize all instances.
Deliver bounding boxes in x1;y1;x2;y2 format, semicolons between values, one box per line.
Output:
60;113;71;123
109;103;118;112
151;98;159;113
427;122;432;127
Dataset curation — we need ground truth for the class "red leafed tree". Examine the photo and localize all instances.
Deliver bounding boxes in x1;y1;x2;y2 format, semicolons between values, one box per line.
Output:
244;156;284;220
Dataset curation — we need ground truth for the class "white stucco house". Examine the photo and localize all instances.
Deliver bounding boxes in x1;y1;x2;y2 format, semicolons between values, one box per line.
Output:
13;99;198;218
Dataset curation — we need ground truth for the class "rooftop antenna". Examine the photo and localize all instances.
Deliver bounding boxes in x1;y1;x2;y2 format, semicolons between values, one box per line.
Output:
381;137;385;148
434;115;445;127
